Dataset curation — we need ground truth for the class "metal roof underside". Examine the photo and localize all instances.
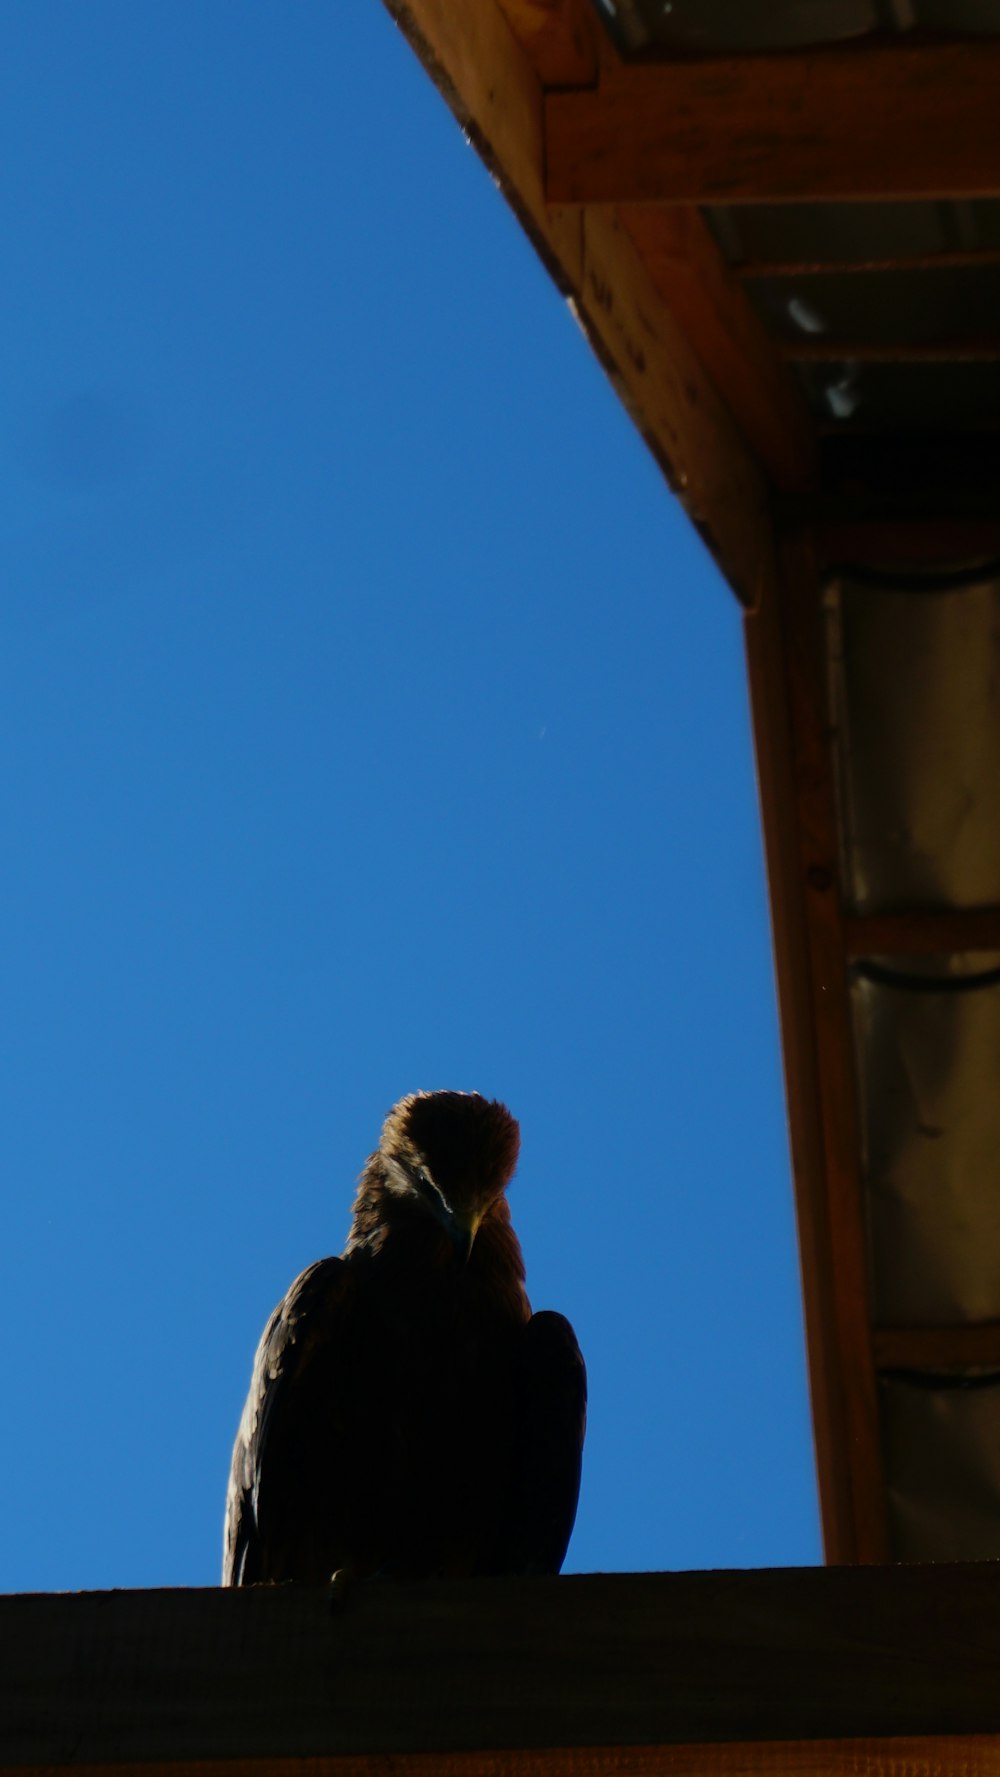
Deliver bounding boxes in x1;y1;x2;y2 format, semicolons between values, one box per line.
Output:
830;565;1000;1559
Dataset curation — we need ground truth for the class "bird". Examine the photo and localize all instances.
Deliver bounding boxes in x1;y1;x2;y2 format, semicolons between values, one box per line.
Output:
223;1090;586;1586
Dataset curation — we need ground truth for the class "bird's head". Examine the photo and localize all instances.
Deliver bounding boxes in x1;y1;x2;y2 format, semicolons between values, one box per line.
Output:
378;1090;520;1261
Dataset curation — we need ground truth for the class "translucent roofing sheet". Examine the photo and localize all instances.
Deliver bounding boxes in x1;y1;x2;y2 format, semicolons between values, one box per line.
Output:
826;560;1000;1559
882;1374;1000;1560
853;965;1000;1325
828;569;1000;913
595;0;1000;55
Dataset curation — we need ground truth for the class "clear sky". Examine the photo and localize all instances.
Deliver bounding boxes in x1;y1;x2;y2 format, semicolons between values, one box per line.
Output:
1;2;820;1592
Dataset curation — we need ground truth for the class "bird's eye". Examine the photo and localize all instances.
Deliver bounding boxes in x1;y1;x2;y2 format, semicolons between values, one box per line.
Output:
415;1169;432;1193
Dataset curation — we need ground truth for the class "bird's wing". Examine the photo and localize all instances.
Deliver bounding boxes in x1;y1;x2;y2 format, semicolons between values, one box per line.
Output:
223;1256;362;1585
501;1309;587;1575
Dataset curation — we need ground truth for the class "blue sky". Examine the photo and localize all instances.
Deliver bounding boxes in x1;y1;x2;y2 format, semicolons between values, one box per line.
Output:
1;3;820;1591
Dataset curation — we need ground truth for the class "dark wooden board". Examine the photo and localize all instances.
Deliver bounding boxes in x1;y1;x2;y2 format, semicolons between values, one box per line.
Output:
5;1567;1000;1769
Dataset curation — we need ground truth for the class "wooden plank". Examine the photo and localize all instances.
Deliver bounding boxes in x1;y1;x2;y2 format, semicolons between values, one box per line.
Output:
846;909;1000;957
800;433;1000;532
573;205;774;600
494;0;597;87
781;339;1000;363
743;544;858;1564
738;247;1000;279
773;532;887;1564
6;1738;1000;1777
545;42;1000;205
6;1568;1000;1769
875;1323;1000;1371
817;520;1000;570
619;205;817;493
382;0;773;601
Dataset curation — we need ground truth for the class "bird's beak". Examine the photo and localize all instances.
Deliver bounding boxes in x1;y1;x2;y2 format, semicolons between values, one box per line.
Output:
447;1206;483;1265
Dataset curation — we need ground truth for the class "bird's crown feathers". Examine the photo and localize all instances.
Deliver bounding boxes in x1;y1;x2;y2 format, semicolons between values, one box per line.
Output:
380;1090;520;1215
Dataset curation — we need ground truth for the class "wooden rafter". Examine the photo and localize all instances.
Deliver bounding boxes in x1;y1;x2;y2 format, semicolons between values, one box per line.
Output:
494;0;597;87
498;4;818;498
818;519;1000;568
545;42;1000;206
738;246;1000;279
781;338;1000;363
846;908;1000;957
875;1323;1000;1371
619;205;817;493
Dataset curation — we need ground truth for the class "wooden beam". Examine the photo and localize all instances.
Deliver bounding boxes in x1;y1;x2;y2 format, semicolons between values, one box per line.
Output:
492;3;816;498
801;433;1000;531
572;207;774;599
738;246;1000;279
772;532;886;1563
494;0;597;87
5;1568;1000;1771
3;1737;1000;1777
817;519;1000;569
545;42;1000;205
619;205;817;493
382;0;773;601
875;1323;1000;1371
846;908;1000;958
743;544;857;1564
781;338;1000;363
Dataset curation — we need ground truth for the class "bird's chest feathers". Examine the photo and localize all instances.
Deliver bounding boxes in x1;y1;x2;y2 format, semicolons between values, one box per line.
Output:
364;1274;520;1533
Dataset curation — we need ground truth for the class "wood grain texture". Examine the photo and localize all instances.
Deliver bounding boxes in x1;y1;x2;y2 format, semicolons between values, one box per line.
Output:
781;339;1000;363
845;908;1000;957
620;205;817;493
773;534;886;1563
575;206;773;600
6;1569;1000;1769
6;1737;1000;1777
545;43;1000;205
382;0;772;600
494;0;597;87
739;247;1000;279
743;547;855;1563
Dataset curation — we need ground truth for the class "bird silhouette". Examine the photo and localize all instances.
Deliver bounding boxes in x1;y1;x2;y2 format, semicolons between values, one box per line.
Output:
224;1091;586;1585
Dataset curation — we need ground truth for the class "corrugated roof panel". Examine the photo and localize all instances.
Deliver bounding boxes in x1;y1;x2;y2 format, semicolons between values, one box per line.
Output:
853;965;1000;1324
826;560;1000;1561
882;1374;1000;1560
828;569;1000;911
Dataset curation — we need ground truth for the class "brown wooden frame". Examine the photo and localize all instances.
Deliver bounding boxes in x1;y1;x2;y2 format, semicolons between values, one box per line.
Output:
5;1567;1000;1773
545;42;1000;205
